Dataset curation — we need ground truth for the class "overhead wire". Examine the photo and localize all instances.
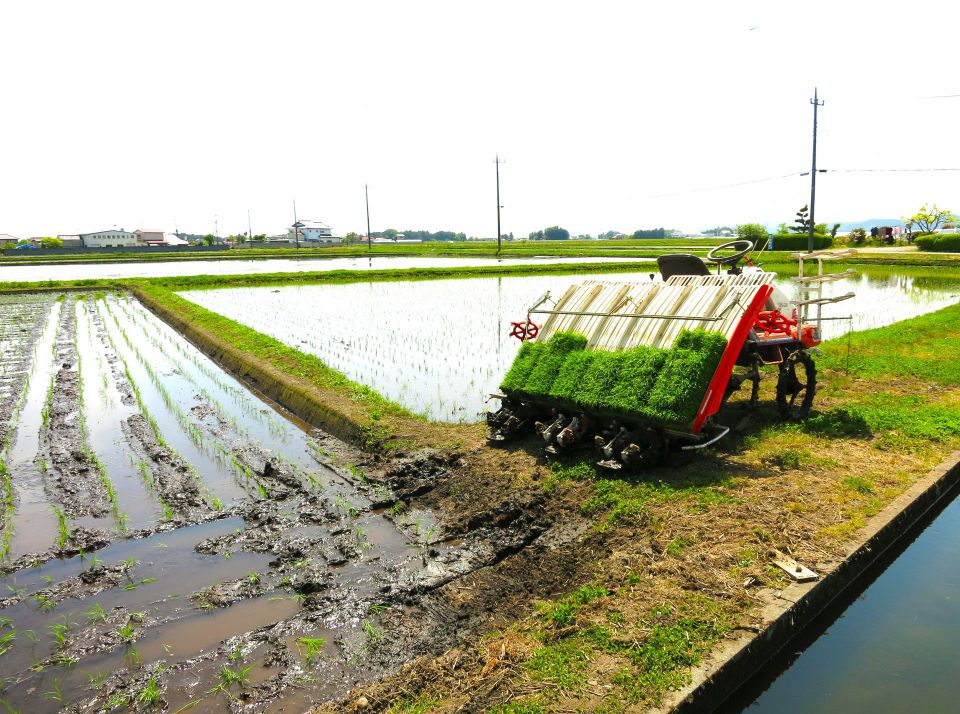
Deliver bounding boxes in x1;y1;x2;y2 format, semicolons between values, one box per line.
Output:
823;167;960;173
637;171;804;200
630;167;960;202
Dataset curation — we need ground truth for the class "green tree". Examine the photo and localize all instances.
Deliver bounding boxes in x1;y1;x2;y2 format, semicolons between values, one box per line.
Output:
906;203;955;234
849;227;867;245
830;223;841;238
39;236;63;248
543;226;570;241
735;223;768;244
202;234;216;245
528;230;545;241
251;233;267;242
791;206;812;234
632;228;667;239
342;232;361;243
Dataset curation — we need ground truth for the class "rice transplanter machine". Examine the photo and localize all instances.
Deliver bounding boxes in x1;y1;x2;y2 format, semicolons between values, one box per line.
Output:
487;241;856;469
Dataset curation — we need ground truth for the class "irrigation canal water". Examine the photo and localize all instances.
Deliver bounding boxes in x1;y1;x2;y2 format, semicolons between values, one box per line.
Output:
0;254;652;282
728;480;960;714
182;269;960;422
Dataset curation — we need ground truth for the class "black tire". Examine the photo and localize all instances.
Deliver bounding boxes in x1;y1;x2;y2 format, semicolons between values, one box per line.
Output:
776;350;816;420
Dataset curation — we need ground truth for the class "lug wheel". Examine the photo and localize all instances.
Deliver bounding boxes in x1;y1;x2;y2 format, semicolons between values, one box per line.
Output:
776;351;816;420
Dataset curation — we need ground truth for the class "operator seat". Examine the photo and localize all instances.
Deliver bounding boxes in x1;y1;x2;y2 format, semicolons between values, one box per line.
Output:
657;254;711;279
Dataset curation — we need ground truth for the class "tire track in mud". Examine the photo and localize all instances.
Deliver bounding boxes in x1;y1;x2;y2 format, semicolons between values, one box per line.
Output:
41;299;114;532
63;453;582;713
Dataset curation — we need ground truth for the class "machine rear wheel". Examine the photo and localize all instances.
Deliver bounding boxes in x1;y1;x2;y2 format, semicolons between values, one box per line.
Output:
776;351;816;420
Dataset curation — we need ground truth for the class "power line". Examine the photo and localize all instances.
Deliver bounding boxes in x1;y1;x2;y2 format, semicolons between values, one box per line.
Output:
824;167;960;173
630;166;960;203
638;171;804;200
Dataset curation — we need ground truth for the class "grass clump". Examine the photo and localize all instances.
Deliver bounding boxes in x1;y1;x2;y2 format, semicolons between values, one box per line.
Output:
522;595;731;702
537;584;610;628
487;700;548;714
385;696;441;714
821;300;960;385
525;638;592;690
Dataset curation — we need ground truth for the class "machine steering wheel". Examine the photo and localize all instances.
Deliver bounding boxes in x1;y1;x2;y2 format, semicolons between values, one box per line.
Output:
706;240;754;265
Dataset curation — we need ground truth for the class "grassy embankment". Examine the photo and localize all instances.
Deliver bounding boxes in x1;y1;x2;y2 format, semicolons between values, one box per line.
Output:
308;303;960;713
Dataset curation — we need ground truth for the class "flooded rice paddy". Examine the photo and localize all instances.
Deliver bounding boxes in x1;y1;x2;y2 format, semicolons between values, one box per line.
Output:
0;254;651;282
181;269;960;422
0;292;543;712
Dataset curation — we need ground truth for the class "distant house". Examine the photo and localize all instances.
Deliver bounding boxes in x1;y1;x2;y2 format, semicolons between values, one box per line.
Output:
289;220;340;244
0;234;20;247
57;234;83;248
136;229;166;246
80;230;138;248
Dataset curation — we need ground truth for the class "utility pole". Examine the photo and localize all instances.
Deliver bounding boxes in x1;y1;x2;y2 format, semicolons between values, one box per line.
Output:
247;209;252;246
214;215;219;244
808;88;824;254
494;154;505;256
292;200;301;249
365;184;372;254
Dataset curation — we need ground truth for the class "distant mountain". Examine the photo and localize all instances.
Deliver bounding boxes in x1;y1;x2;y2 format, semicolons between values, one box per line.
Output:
836;218;906;232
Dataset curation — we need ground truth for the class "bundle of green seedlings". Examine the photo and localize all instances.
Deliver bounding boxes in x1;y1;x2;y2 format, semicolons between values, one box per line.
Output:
501;329;728;429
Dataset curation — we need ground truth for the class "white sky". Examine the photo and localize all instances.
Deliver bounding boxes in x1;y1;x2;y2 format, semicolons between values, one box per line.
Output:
2;1;959;238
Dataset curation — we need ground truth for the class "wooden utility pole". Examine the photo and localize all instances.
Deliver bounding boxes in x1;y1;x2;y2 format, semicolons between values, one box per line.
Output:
808;88;824;253
494;155;505;256
292;200;301;249
365;184;372;253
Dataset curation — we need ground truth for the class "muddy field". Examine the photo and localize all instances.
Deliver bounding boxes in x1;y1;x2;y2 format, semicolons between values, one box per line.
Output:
0;293;573;713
